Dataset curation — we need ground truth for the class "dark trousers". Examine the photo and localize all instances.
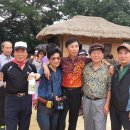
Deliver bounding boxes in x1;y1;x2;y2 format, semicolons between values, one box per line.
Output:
37;102;59;130
0;87;5;125
57;88;82;130
5;95;32;130
110;106;130;130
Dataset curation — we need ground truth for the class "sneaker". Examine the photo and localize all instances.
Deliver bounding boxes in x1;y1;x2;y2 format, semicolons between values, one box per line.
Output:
0;125;5;130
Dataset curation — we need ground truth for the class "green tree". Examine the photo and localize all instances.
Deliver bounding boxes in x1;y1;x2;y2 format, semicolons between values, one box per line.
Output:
0;0;63;52
60;0;130;26
97;0;130;26
0;0;130;53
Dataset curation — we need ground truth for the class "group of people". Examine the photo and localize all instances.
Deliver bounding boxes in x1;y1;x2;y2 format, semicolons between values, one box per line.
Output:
0;37;130;130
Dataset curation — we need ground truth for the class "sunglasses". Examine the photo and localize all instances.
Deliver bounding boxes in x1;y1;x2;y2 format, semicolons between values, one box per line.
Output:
51;57;61;61
39;52;44;55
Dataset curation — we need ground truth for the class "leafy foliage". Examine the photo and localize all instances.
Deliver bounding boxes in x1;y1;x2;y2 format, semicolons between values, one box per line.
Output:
0;0;130;52
61;0;130;26
0;0;63;52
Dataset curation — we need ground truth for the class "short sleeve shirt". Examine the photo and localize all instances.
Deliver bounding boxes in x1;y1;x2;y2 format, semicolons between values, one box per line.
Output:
83;62;111;99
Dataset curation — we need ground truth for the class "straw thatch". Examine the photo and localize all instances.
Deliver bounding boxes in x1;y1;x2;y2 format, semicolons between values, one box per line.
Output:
36;15;130;41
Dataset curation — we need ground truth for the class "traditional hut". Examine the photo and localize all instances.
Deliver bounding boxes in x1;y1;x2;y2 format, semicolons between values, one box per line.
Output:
36;15;130;59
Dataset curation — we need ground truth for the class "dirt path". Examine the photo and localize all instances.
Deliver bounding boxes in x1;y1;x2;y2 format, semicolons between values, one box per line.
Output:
30;110;112;130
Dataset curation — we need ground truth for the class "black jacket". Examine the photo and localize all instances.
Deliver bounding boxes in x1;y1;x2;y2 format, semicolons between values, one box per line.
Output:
111;65;130;111
1;61;37;94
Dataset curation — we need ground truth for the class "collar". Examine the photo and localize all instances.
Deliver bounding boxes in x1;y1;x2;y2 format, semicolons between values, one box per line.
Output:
119;63;130;70
124;63;130;68
12;58;27;69
48;65;60;73
1;53;12;59
67;56;78;61
89;62;104;70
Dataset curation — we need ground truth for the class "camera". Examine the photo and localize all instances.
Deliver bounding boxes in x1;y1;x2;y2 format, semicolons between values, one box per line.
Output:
53;96;66;110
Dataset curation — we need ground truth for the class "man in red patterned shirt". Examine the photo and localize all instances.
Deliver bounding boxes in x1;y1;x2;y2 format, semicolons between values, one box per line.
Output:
58;38;90;130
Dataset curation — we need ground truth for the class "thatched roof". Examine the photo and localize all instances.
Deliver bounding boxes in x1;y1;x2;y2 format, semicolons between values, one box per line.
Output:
36;15;130;41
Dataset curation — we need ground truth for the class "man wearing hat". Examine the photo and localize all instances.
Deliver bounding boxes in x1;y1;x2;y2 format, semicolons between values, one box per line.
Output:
82;43;111;130
110;42;130;130
0;41;37;130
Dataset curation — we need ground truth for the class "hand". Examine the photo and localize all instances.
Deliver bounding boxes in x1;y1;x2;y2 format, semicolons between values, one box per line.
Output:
102;59;114;76
28;72;35;80
108;65;114;76
128;112;130;120
33;99;38;110
43;65;50;80
104;104;109;116
0;72;3;81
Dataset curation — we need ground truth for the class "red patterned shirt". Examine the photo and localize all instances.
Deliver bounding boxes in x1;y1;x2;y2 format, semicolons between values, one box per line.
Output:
61;57;91;88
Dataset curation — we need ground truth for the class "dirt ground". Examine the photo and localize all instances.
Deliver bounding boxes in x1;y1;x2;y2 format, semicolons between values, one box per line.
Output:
30;109;112;130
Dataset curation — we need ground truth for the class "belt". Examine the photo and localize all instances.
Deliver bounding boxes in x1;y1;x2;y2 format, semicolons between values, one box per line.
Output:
6;92;28;97
86;96;103;100
38;96;48;105
62;87;81;90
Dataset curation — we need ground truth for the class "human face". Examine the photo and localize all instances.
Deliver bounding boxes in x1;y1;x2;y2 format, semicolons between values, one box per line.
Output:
2;42;12;57
90;49;104;63
38;52;44;59
14;48;28;62
67;41;79;58
49;53;61;68
118;48;130;66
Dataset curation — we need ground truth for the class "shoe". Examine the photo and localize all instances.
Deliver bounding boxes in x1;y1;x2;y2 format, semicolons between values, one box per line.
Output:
0;125;5;130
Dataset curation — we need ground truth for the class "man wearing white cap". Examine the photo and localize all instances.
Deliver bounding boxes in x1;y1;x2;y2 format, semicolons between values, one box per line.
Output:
0;41;37;130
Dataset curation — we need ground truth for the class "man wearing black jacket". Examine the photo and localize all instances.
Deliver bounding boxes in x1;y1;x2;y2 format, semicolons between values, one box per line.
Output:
0;42;37;130
110;42;130;130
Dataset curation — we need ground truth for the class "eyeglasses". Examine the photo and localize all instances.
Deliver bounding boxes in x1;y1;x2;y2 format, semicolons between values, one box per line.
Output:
51;57;61;61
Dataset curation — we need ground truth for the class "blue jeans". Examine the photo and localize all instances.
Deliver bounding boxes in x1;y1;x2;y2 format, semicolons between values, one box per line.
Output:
5;95;32;130
37;102;59;130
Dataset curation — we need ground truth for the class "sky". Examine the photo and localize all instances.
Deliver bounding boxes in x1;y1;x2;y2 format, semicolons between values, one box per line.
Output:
0;16;4;22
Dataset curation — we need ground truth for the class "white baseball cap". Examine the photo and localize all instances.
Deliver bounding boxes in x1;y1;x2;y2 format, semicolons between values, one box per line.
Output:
14;41;27;50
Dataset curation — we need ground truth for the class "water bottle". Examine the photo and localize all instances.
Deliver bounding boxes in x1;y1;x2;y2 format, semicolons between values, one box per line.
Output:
28;72;36;94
